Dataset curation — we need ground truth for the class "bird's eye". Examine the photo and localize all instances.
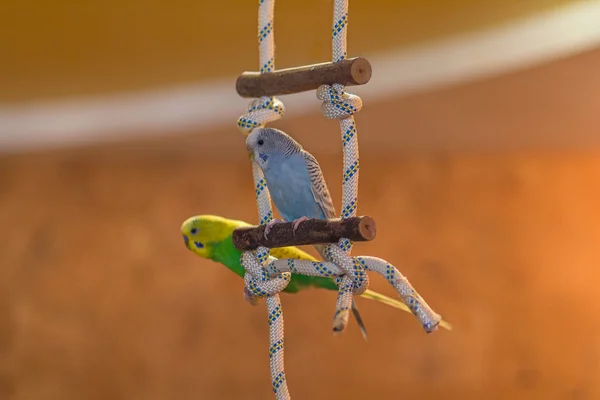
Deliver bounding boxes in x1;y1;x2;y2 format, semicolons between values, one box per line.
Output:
190;228;197;235
258;139;264;146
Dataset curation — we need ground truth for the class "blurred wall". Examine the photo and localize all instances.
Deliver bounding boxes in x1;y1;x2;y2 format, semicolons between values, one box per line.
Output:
1;0;574;102
2;1;600;400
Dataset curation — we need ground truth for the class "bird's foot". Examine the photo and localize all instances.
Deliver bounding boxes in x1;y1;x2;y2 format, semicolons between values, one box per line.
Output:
291;216;310;235
264;218;283;240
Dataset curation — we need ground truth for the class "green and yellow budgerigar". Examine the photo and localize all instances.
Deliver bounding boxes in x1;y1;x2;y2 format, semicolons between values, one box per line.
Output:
181;214;451;331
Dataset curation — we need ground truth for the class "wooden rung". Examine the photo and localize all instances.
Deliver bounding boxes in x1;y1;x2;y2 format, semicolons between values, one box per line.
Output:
236;57;372;98
232;216;376;251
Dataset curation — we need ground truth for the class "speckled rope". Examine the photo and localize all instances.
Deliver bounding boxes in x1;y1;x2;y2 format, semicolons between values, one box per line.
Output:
316;0;367;333
265;256;443;333
236;0;444;398
236;0;290;398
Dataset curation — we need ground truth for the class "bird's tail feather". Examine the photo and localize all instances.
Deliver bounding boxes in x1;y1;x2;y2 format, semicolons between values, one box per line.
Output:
351;298;368;341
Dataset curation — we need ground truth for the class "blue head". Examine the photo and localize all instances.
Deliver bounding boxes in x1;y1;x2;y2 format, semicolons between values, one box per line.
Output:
245;128;302;171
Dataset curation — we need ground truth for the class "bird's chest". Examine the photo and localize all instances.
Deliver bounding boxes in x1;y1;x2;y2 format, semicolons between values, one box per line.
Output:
263;157;321;221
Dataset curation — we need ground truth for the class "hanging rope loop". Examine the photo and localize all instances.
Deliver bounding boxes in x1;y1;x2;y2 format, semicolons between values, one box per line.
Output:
231;0;446;397
317;83;362;120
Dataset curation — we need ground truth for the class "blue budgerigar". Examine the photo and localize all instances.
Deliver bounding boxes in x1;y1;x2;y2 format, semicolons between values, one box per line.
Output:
246;127;369;339
246;127;336;238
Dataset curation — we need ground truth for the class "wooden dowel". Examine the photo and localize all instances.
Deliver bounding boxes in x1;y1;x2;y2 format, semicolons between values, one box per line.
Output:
232;216;376;251
236;57;372;98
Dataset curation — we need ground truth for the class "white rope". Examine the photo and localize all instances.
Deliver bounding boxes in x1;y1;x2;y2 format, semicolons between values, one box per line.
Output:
237;0;290;398
236;0;445;398
314;0;442;336
266;256;442;333
316;0;368;333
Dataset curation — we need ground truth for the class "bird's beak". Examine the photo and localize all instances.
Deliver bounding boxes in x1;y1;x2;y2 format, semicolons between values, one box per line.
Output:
248;151;255;162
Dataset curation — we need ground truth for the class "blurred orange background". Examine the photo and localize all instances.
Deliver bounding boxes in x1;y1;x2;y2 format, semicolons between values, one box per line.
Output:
2;1;600;399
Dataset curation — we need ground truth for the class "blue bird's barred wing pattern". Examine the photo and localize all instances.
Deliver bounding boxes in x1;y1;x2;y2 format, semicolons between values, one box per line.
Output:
301;150;337;219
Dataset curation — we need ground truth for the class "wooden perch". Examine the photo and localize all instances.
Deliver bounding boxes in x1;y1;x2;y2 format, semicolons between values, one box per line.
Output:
236;57;372;98
232;216;376;251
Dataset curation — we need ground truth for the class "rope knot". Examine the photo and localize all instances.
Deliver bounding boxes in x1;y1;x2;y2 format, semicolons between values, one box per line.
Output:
324;244;369;296
241;252;291;305
317;83;362;120
237;96;285;134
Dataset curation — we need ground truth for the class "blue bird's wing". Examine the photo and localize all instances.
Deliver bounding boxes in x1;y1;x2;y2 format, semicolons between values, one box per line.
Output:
301;150;336;219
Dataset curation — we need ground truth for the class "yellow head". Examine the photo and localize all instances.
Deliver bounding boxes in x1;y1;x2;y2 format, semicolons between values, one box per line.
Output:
180;214;250;259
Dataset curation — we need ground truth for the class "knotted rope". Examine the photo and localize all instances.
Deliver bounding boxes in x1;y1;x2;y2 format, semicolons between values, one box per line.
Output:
236;1;444;399
237;0;291;398
316;0;369;332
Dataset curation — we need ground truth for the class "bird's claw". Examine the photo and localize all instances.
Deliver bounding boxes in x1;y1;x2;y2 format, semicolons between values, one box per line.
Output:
264;218;283;240
291;216;310;236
